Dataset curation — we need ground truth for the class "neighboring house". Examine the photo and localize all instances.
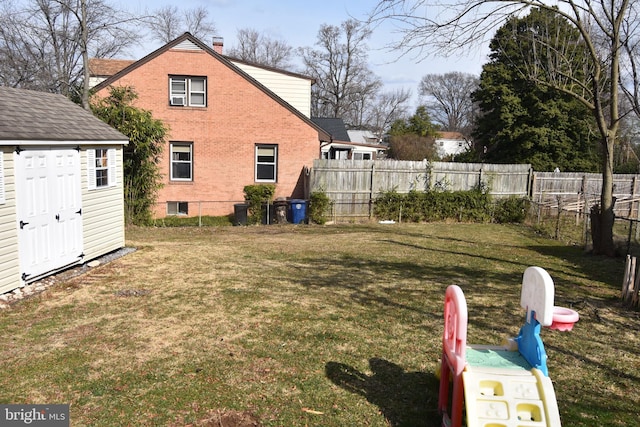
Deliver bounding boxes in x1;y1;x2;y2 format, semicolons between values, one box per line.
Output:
0;86;129;294
92;32;330;218
436;131;469;158
313;118;387;160
347;129;380;145
88;58;135;88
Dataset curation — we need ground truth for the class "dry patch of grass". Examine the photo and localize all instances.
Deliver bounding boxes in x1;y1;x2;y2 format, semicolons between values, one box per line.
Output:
0;223;638;426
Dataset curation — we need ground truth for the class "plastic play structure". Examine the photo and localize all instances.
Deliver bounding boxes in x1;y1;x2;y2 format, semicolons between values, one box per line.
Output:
438;266;579;427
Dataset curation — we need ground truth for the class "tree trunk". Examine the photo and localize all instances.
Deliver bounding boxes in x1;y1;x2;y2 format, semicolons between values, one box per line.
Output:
81;0;90;110
593;137;616;256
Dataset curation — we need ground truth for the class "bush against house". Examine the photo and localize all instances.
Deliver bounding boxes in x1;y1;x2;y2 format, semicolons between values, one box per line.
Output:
92;86;168;225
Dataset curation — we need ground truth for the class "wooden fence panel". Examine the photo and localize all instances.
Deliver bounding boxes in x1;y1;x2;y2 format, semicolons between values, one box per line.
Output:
310;159;640;221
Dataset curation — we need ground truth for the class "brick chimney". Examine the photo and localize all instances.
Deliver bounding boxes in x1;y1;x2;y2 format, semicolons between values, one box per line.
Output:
212;37;223;54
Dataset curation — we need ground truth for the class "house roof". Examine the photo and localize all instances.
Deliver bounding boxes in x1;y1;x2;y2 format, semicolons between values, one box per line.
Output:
89;56;315;83
92;32;331;142
89;58;136;77
225;56;315;82
436;131;466;140
348;129;380;144
0;86;129;143
311;118;351;142
321;140;388;151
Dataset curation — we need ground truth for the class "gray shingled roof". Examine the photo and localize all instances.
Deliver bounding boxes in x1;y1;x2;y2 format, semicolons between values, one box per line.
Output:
0;86;128;142
311;118;351;142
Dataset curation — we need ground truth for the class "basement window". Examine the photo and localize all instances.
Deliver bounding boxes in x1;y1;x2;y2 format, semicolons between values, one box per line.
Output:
167;201;188;216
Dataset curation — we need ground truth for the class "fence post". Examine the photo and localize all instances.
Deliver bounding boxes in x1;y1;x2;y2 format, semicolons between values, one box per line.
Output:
622;255;633;300
369;161;375;220
555;196;562;239
528;168;534;198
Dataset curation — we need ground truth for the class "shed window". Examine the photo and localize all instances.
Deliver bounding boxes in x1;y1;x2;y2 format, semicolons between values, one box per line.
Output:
87;148;116;190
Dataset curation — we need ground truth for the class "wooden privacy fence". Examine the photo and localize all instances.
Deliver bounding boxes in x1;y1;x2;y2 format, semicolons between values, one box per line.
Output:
533;172;640;219
621;255;640;307
310;159;640;221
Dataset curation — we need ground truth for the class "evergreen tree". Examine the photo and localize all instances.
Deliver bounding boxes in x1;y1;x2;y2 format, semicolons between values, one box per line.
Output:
91;87;168;225
471;8;599;172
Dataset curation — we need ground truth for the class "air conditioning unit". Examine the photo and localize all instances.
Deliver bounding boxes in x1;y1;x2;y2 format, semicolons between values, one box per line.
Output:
170;96;186;106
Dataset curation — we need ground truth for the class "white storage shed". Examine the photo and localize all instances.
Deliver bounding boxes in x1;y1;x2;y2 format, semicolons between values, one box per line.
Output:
0;86;129;294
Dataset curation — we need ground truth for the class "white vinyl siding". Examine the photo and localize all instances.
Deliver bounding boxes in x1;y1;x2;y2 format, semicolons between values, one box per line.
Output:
231;61;312;117
82;146;125;261
173;39;202;51
0;151;5;204
0;148;19;294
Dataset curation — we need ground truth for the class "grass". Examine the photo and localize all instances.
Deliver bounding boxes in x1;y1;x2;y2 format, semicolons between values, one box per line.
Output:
1;223;638;426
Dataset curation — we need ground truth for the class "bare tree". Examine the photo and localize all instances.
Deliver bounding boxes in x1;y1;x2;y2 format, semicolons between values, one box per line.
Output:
301;19;382;127
419;72;479;136
184;6;217;42
621;5;640;119
364;88;412;141
145;5;181;44
226;28;294;69
0;0;139;108
371;0;637;257
146;5;217;44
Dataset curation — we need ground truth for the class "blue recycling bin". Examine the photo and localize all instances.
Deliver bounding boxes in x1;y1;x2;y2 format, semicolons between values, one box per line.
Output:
289;199;307;224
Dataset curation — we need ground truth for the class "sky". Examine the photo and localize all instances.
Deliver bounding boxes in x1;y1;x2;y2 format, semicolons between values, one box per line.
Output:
125;0;491;109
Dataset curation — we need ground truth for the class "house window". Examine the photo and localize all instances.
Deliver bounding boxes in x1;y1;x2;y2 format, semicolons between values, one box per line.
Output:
255;145;277;182
167;201;188;215
169;76;206;107
334;149;349;160
87;148;116;190
353;152;371;160
170;143;193;181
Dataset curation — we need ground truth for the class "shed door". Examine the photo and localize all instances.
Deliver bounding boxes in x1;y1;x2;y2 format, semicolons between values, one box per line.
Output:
15;148;83;282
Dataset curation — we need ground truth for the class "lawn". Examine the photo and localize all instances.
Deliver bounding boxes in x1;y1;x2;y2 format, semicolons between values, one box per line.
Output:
1;223;638;426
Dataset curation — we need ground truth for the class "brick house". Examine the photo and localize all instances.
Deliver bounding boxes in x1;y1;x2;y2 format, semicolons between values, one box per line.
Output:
92;33;330;218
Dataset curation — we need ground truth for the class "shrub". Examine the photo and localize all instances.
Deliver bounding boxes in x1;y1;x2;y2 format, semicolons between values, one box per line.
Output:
152;215;233;227
309;191;332;224
243;185;276;224
373;190;404;221
493;197;530;224
373;189;493;223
